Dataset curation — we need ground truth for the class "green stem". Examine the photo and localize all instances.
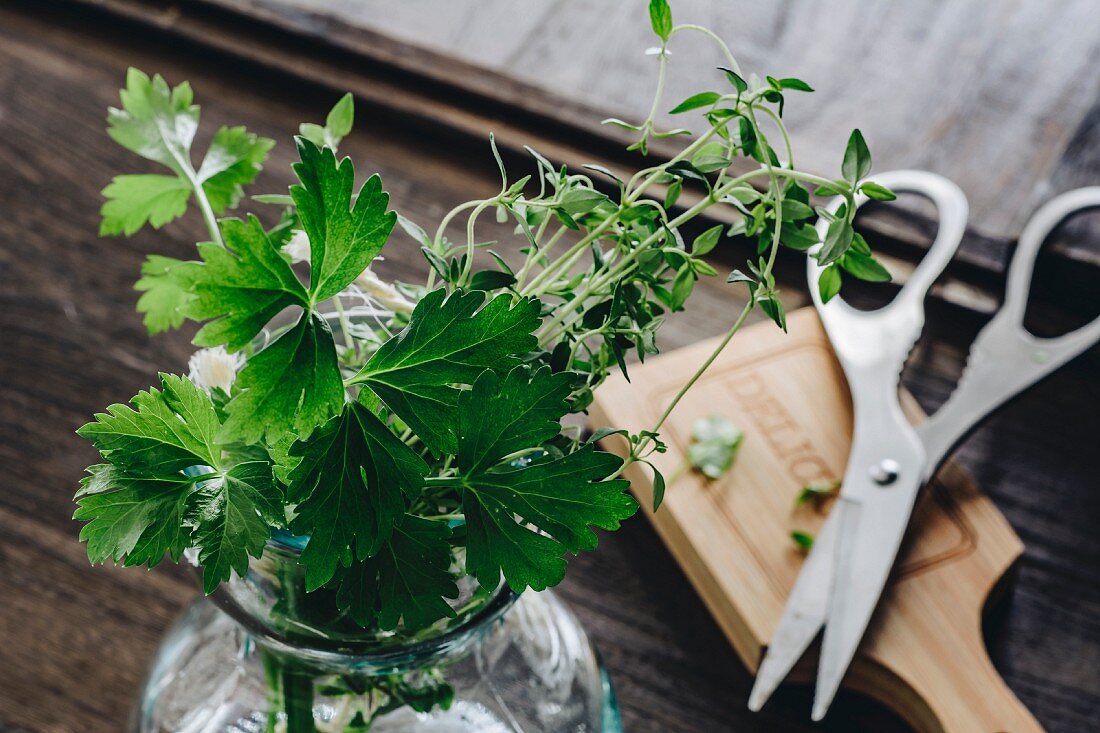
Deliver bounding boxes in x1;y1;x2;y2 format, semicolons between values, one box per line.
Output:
460;198;500;284
616;297;756;477
520;213;621;295
283;665;316;733
670;24;743;76
536;168;771;343
260;648;284;733
192;180;223;247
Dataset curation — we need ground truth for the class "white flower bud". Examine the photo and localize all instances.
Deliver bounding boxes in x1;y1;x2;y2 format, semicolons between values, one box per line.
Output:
355;267;415;314
187;346;242;394
284;230;311;264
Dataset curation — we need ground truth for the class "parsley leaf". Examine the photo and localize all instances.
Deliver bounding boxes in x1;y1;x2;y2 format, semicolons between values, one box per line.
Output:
189;215;309;351
351;289;542;455
456;366;574;474
107;68;198;176
74;465;198;566
100;175;192;236
134;255;198;334
76;378;285;587
291;138;397;303
287;399;429;591
197;126;276;212
102;69;272;235
463;446;635;591
218;312;344;444
77;373;222;475
188;461;283;593
455;367;637;591
298;93;355;151
334;514;458;630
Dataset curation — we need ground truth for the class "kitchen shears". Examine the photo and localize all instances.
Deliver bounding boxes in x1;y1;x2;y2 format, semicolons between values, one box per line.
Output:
747;170;1100;720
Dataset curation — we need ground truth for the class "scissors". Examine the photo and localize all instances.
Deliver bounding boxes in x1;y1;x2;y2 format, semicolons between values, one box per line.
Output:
747;169;1100;720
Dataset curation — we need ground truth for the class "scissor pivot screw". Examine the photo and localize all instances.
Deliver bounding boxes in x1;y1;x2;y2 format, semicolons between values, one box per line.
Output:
870;459;900;486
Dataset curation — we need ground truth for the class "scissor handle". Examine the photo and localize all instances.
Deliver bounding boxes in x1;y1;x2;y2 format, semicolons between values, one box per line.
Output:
917;187;1100;470
808;170;969;369
1002;187;1100;336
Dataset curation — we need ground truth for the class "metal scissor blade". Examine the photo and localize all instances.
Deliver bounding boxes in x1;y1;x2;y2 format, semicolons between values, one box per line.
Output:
811;455;924;720
747;505;841;711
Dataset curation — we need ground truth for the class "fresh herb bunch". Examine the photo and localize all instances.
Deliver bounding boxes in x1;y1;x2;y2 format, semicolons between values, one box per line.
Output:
76;0;892;642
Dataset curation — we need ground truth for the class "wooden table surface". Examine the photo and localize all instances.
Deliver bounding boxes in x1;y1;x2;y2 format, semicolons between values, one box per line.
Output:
0;2;1097;732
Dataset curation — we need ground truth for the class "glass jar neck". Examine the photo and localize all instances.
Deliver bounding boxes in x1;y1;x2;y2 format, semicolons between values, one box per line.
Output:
209;536;516;674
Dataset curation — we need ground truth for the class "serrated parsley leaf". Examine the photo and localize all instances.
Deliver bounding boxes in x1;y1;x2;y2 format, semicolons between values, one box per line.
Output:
351;289;542;455
135;255;199;334
187;461;283;593
102;69;271;236
334;514;458;630
218;312;344;444
456;366;573;475
291;138;397;302
299;93;355;150
463;446;635;591
452;368;637;592
189;215;309;350
288;399;429;591
76;376;284;586
197;126;275;212
77;373;222;475
107;68;198;175
74;464;199;566
100;174;192;236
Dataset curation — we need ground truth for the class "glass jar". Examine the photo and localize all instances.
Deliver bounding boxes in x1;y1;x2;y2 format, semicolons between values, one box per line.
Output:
132;535;622;732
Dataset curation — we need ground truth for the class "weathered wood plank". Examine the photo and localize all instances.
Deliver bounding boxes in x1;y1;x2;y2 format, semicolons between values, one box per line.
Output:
264;0;1100;245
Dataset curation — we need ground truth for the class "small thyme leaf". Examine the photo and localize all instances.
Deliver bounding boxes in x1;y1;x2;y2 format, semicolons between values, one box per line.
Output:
859;181;896;201
842;129;872;183
669;91;721;114
796;479;841;507
648;0;673;41
791;530;815;551
819;264;842;303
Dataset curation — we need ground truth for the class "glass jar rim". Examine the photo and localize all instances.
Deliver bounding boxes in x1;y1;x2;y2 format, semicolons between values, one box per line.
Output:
208;532;518;668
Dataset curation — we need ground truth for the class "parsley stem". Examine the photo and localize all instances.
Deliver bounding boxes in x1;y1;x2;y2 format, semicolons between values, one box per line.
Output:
192;180;223;248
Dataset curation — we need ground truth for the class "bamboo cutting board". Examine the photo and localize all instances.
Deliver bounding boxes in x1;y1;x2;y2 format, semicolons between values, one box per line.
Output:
589;307;1043;733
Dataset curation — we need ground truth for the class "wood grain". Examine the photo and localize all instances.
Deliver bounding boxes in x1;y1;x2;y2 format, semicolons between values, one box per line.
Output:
0;2;1096;732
